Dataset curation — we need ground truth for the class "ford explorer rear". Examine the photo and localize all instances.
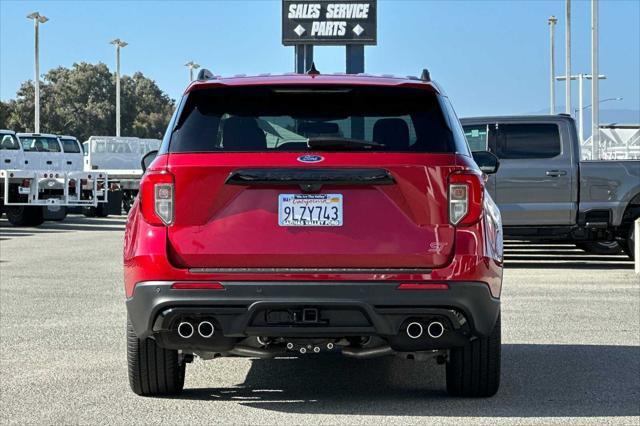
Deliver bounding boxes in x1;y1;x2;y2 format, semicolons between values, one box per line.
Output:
124;72;504;398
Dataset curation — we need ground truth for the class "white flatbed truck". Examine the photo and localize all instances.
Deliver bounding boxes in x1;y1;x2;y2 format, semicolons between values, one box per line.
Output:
0;130;107;226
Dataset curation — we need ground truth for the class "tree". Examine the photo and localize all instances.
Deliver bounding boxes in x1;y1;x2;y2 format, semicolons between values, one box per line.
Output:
0;100;12;127
0;62;175;141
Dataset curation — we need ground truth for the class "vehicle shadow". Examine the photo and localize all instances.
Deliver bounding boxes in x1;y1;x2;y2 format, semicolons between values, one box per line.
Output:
177;344;640;418
505;262;633;270
503;242;633;270
0;215;126;238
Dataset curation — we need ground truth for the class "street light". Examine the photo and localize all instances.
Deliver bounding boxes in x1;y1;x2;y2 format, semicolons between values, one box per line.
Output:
184;61;200;82
110;39;128;137
577;97;623;113
26;12;49;134
573;96;622;143
557;73;606;143
548;16;558;114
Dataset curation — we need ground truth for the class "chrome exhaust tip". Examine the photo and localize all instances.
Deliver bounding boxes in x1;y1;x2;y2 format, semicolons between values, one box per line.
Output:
177;321;194;339
406;322;423;339
197;321;215;338
427;321;444;339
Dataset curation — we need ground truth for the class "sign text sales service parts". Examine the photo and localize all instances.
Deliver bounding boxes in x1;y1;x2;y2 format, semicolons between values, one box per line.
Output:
282;1;377;45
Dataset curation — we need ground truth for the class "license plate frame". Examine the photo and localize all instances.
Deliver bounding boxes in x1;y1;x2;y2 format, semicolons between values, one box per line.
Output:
278;194;343;227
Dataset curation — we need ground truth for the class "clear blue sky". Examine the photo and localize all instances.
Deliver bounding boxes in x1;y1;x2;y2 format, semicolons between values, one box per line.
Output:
1;0;639;118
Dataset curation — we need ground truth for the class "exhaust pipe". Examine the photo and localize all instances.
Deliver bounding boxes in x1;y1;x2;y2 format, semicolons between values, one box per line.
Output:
406;322;423;339
342;345;395;359
229;345;282;358
427;321;444;339
177;321;194;339
197;321;215;338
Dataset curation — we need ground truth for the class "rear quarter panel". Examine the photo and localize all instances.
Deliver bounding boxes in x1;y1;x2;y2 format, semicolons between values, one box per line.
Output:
579;160;640;225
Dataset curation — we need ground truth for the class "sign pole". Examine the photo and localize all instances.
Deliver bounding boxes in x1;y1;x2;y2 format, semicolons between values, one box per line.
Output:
346;44;364;74
304;45;314;72
346;44;365;139
295;45;305;73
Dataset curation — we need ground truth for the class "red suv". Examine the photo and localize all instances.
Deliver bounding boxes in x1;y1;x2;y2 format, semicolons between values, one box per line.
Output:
124;71;504;397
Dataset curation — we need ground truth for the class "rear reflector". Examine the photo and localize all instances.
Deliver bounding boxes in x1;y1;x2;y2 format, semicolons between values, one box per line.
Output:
171;282;225;290
397;283;449;290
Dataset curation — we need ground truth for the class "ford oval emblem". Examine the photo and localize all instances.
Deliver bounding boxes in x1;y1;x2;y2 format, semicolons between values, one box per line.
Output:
297;154;324;163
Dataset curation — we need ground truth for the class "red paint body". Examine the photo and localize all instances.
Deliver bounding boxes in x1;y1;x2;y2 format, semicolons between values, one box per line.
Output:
124;75;503;300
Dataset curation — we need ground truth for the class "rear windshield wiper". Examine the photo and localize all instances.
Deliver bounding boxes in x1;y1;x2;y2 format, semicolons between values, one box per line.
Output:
307;137;385;150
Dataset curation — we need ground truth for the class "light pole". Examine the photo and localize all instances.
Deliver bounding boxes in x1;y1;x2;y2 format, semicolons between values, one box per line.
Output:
577;97;623;113
110;39;128;137
548;16;558;114
565;0;571;114
591;0;600;159
26;12;48;134
557;73;607;143
184;61;200;82
574;96;621;143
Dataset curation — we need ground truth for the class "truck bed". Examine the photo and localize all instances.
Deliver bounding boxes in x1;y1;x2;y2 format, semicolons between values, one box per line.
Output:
579;160;640;226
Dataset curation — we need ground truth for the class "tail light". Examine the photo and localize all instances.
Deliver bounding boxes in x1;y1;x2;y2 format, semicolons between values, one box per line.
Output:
449;171;484;226
140;170;174;225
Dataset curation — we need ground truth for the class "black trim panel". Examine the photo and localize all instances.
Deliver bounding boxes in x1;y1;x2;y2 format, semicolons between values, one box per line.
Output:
225;168;395;187
126;281;500;340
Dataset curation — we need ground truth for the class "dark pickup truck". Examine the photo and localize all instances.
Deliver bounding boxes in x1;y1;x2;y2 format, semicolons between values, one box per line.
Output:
461;115;639;259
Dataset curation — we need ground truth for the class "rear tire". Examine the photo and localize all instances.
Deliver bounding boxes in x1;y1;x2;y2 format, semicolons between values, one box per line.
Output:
127;318;185;396
575;241;622;255
622;223;636;261
96;203;109;217
83;206;96;217
446;314;501;397
83;205;108;218
6;206;45;227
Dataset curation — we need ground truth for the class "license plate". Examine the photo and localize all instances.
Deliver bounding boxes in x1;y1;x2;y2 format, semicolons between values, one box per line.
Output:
278;194;343;226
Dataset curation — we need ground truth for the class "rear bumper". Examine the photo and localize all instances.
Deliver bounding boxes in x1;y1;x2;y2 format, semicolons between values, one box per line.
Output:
126;281;500;342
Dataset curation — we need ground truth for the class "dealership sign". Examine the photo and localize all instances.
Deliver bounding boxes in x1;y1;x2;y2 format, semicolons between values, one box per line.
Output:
282;1;377;45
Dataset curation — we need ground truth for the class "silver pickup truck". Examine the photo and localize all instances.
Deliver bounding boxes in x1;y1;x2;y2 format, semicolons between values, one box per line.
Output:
461;115;639;259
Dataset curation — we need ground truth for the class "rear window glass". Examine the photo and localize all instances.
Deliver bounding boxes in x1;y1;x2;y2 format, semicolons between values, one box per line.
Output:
60;138;81;153
19;136;61;153
463;125;489;152
169;86;456;153
1;134;20;150
497;124;561;159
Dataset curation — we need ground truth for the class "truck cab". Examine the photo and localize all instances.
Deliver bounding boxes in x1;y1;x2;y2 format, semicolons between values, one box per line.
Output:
16;133;64;171
0;130;25;171
461;115;578;226
57;135;84;171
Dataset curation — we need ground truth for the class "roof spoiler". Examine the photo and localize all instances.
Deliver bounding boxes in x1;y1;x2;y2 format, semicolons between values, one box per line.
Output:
197;68;215;81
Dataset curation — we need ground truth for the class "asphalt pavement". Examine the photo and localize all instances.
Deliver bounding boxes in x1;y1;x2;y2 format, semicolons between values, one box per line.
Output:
1;215;639;425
